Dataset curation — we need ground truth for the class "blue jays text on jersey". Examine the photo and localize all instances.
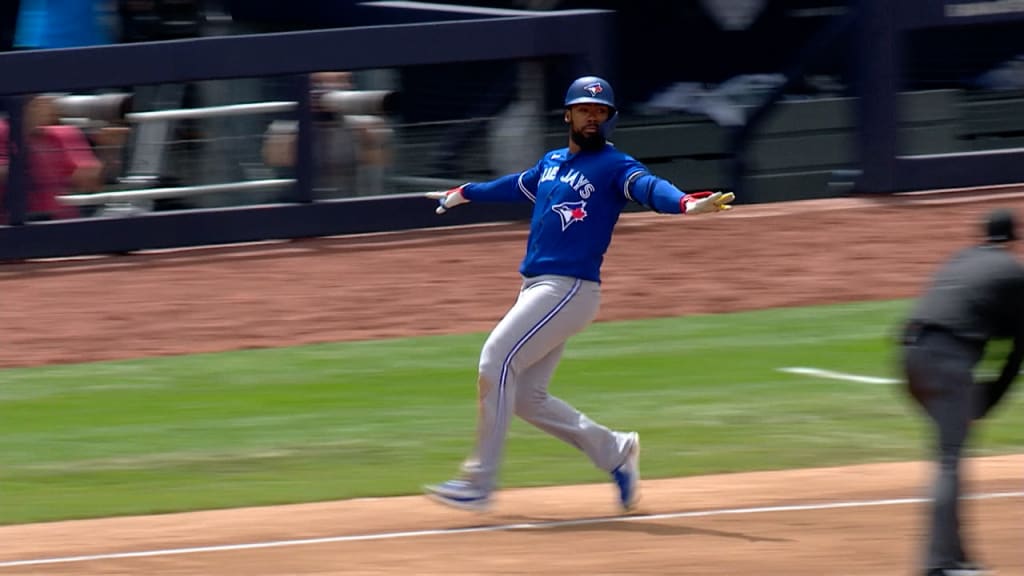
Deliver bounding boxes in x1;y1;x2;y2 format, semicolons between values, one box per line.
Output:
461;143;692;282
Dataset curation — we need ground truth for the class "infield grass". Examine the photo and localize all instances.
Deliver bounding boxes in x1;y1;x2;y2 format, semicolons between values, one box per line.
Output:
2;299;1022;524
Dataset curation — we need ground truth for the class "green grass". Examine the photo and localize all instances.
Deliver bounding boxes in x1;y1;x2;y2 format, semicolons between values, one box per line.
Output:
1;299;1021;525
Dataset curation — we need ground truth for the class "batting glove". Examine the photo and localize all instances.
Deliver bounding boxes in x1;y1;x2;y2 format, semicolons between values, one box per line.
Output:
425;185;470;215
682;191;734;215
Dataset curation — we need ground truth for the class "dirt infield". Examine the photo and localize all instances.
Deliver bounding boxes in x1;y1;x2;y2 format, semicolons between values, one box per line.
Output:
1;190;1023;575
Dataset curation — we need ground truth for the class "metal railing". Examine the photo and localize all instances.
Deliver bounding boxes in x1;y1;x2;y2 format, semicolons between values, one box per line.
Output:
0;5;612;260
53;90;398;207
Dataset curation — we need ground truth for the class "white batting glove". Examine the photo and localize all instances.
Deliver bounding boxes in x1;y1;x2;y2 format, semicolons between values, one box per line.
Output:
683;191;734;215
425;185;470;215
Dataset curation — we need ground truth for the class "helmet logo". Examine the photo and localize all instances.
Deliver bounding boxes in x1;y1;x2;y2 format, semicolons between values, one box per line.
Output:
583;82;603;96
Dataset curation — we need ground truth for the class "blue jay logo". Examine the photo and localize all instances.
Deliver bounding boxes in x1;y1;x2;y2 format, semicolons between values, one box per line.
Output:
583;82;603;96
552;200;588;231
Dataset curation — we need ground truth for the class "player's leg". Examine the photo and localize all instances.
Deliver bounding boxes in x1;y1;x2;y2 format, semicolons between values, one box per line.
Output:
508;281;640;511
427;275;599;506
466;276;600;488
514;342;635;473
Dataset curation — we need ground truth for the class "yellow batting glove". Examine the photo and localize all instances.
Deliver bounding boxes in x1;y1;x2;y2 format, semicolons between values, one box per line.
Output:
715;191;735;211
683;191;735;215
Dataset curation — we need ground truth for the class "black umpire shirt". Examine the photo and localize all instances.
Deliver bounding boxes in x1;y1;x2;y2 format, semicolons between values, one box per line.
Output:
907;244;1024;416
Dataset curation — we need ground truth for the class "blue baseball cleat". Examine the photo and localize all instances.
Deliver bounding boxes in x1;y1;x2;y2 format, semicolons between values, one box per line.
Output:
423;479;491;512
611;432;640;511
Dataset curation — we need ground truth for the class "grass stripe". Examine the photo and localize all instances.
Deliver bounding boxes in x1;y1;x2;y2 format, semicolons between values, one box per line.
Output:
1;298;1021;525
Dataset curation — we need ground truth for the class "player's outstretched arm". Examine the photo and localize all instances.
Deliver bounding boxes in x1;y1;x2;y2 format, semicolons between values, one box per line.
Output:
425;168;540;214
625;171;734;215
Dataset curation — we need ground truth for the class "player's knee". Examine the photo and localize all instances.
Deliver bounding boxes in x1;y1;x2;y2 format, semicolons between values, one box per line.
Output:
478;358;500;383
477;357;503;397
475;372;495;399
478;344;509;385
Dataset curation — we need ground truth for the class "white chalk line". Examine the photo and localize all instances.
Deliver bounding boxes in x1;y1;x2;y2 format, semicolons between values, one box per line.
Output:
1;491;1022;568
779;366;901;385
781;366;1024;384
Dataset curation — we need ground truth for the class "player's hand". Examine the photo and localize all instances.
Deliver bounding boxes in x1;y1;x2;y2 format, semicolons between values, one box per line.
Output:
683;191;734;215
425;185;469;215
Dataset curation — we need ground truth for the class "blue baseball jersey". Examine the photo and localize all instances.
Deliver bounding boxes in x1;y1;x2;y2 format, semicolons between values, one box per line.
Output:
462;143;690;282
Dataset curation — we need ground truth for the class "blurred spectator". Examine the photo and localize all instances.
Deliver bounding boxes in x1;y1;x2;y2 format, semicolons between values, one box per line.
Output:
89;121;131;186
14;0;114;49
49;92;134;186
0;95;104;222
263;72;393;199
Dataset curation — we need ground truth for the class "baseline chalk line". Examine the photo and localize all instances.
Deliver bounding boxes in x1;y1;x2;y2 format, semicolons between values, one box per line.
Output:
1;491;1021;568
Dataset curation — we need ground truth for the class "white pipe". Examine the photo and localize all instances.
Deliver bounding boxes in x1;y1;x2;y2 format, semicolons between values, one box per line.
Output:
125;101;297;123
124;91;395;123
58;179;295;206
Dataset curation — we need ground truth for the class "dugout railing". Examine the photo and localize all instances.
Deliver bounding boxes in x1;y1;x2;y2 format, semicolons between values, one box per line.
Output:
0;3;613;261
728;0;1024;200
854;0;1024;193
3;1;1024;262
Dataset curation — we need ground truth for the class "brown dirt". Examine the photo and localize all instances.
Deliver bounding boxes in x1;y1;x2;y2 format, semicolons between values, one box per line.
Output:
1;189;1023;575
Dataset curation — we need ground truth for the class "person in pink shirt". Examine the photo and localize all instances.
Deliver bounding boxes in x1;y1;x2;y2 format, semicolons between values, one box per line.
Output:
1;94;103;223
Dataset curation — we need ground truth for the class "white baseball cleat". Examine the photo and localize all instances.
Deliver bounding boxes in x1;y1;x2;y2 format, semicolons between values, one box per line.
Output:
424;479;491;512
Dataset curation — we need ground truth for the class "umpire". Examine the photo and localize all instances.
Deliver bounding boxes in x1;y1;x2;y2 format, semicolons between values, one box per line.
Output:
901;208;1024;576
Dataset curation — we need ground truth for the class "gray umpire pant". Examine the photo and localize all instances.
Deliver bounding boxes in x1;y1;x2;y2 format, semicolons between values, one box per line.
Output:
902;327;985;570
460;274;635;494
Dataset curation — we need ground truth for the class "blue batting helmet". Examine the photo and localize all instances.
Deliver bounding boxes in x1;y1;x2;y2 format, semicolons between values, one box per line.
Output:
564;75;618;138
564;75;616;110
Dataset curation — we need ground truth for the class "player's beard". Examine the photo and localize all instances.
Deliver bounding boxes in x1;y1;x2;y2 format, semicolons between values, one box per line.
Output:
570;126;606;151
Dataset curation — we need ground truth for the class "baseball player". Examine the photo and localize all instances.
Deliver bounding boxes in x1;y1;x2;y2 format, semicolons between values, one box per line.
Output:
422;75;734;512
901;208;1024;576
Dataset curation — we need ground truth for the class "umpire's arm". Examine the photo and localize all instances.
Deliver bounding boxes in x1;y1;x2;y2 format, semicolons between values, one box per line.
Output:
977;334;1024;419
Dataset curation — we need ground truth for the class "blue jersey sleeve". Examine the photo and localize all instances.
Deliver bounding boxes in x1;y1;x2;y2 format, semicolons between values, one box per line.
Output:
618;161;687;214
462;162;540;204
